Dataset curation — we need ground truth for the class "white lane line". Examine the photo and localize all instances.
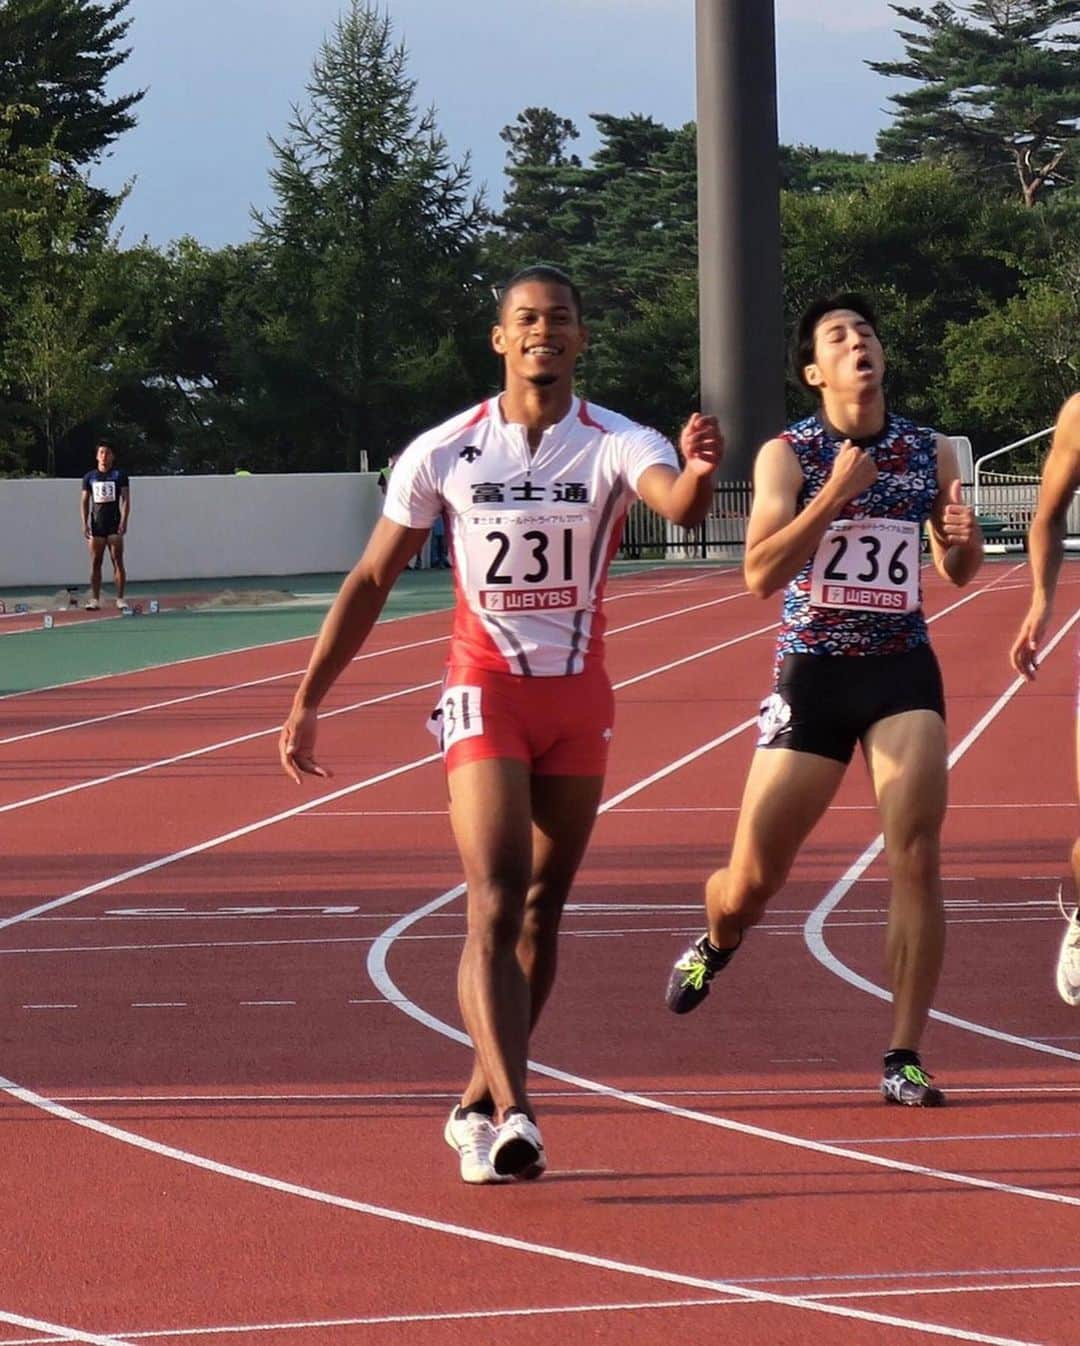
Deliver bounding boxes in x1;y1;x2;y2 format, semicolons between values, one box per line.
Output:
804;604;1080;1065
0;584;764;815
367;886;1080;1213
0;567;740;736
0;1074;1045;1346
0;753;441;934
3;1276;1077;1344
0;679;441;818
0;1308;136;1345
0;635;448;746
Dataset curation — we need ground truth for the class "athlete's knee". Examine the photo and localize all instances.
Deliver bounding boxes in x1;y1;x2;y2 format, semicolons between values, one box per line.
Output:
710;865;780;927
466;883;527;950
886;826;941;888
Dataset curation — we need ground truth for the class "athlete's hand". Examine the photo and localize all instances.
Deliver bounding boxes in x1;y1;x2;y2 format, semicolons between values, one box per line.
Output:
1010;600;1049;682
679;412;724;476
279;706;331;783
826;440;878;505
938;478;976;546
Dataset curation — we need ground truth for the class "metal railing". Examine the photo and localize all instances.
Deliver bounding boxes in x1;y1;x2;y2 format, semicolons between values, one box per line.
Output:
620;481;753;559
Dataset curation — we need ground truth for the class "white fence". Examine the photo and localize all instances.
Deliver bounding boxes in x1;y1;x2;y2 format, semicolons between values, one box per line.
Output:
0;472;385;588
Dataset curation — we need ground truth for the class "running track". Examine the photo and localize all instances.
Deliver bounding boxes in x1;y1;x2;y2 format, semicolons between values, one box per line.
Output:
1;561;1078;1345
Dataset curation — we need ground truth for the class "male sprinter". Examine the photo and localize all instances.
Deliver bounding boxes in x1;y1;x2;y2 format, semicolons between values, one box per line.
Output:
1009;392;1080;1004
280;266;723;1180
80;441;131;610
666;293;982;1106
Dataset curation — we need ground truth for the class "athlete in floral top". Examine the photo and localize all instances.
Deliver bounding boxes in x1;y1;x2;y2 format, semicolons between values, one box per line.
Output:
667;292;982;1109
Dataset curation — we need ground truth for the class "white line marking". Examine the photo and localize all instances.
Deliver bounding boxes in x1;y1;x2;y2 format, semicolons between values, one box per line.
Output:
804;604;1080;1064
0;1074;1046;1346
0;636;448;746
368;886;1080;1212
0;753;441;933
0;1308;136;1345
0;679;441;817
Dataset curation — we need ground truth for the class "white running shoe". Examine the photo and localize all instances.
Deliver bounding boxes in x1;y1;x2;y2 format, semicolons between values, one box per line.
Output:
116;597;130;610
490;1112;546;1180
85;600;100;611
443;1107;506;1185
1055;885;1080;1007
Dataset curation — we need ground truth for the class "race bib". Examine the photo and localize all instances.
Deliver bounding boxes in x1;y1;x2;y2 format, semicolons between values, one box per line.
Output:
809;518;919;613
460;506;592;616
429;684;484;753
92;480;117;504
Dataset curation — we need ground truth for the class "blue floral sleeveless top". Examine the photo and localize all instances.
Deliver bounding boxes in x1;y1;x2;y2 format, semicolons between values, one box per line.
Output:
776;412;939;663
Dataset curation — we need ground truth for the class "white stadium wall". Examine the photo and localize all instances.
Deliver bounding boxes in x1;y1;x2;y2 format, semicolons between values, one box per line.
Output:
0;473;384;588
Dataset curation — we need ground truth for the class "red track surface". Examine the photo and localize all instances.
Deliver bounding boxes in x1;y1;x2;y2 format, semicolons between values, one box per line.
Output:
2;562;1079;1345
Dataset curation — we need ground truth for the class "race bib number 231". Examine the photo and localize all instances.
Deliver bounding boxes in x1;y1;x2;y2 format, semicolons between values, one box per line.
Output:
461;507;592;615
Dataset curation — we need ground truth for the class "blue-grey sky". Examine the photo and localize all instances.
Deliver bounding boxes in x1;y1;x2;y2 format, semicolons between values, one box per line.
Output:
94;0;909;249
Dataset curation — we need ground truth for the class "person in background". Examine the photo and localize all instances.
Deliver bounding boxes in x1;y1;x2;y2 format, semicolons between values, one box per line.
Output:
80;440;131;611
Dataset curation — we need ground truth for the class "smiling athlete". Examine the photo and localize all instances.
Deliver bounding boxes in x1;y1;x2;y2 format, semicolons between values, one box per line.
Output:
280;265;723;1181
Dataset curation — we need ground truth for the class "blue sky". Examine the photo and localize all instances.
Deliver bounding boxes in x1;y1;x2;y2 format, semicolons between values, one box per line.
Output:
94;0;909;249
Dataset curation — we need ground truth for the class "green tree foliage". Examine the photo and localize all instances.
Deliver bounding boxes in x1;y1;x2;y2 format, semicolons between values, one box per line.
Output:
871;2;1080;206
1;157;133;475
495;106;582;268
0;0;143;180
940;248;1080;448
248;0;489;471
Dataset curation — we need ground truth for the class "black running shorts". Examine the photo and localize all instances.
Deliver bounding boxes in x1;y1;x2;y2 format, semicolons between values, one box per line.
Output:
757;644;945;765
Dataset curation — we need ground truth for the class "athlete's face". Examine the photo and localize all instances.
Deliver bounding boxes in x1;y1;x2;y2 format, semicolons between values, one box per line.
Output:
491;281;587;389
804;310;884;395
96;445;114;471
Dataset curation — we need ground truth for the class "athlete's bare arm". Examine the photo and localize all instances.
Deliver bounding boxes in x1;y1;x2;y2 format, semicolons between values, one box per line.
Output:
743;436;878;598
80;487;90;538
1010;393;1080;680
636;412;723;527
119;483;131;535
280;517;429;781
927;437;982;588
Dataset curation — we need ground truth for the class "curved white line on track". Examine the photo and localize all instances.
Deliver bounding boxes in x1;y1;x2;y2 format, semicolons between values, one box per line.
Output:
367;896;1080;1214
0;561;1059;1346
0;1073;1044;1346
804;605;1080;1063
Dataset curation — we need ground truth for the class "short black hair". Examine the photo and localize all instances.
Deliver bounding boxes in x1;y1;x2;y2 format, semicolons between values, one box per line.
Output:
791;293;879;390
497;265;583;322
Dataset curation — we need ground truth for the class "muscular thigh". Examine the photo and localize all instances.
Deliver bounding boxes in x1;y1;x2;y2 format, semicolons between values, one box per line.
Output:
862;709;948;842
729;747;847;890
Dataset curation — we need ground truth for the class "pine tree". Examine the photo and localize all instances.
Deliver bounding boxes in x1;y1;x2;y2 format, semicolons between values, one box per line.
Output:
251;0;487;471
0;0;143;174
871;2;1080;206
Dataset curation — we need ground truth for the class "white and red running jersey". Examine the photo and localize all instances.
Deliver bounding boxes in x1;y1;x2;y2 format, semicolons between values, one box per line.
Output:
383;396;679;676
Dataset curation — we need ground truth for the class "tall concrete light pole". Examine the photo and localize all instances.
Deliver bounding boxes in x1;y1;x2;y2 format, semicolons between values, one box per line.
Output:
696;0;786;480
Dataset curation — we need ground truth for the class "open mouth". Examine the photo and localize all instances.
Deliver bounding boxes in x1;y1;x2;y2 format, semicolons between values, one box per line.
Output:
855;355;874;373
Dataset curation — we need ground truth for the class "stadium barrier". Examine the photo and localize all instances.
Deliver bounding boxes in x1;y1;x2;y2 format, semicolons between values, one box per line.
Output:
0;473;385;588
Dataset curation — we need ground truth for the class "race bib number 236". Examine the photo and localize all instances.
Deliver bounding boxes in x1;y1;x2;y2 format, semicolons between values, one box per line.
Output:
809;518;919;613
